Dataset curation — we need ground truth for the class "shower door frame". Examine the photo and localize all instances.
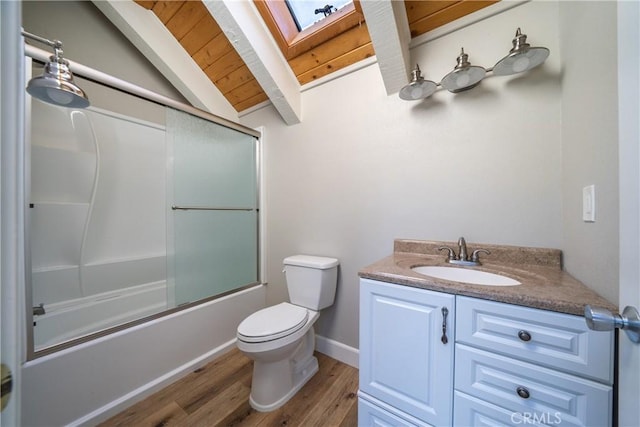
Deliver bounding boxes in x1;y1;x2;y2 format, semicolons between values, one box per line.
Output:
24;46;264;360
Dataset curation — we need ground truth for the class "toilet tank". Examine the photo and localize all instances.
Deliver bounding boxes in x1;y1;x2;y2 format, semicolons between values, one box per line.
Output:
283;255;339;310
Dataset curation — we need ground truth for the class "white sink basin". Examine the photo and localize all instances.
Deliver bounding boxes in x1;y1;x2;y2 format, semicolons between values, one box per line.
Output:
411;266;521;286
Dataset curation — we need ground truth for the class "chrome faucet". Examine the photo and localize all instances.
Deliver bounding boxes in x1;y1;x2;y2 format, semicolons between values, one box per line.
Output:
438;237;490;266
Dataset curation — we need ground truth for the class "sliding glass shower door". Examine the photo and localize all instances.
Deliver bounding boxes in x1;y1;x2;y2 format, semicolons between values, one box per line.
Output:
168;109;259;306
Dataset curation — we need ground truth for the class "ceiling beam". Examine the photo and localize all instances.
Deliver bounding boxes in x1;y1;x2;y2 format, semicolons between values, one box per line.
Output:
360;0;412;95
203;0;301;125
92;0;238;122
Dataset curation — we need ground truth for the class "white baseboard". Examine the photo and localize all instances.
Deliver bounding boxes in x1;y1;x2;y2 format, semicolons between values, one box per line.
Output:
72;339;237;427
315;335;359;369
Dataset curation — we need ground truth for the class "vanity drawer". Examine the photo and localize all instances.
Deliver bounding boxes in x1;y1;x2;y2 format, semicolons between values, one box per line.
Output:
454;391;546;427
456;296;613;383
455;344;612;427
358;393;432;427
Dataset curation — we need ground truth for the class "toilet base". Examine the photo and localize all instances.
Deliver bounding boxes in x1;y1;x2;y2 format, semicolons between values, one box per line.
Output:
245;327;319;412
249;355;319;412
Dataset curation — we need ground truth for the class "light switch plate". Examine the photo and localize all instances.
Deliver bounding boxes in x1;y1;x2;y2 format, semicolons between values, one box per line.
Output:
583;185;595;222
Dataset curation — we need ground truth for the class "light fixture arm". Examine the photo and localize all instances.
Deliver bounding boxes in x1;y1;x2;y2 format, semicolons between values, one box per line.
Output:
22;31;65;63
22;30;60;50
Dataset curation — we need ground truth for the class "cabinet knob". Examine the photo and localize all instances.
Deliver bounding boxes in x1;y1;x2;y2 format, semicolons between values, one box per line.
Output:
517;330;532;342
516;386;530;399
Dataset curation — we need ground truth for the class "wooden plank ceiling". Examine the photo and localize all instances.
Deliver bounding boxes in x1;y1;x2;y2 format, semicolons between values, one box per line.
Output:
134;0;497;113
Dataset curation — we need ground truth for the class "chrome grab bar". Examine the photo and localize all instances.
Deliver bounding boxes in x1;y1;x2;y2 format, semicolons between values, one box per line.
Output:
171;205;255;211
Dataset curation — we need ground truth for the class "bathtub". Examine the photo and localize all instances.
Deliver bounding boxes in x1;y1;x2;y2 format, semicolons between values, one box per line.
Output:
33;279;167;351
22;283;266;427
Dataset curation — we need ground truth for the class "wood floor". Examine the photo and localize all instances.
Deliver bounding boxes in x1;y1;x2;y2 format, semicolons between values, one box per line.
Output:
99;348;359;427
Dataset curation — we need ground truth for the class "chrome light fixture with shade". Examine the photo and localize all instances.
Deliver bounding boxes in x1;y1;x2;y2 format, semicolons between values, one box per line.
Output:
22;30;90;109
440;48;486;93
493;28;550;76
399;27;549;101
399;64;437;100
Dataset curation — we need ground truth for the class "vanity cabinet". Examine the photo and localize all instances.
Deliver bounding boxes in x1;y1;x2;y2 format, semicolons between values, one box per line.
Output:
359;278;455;426
358;279;615;427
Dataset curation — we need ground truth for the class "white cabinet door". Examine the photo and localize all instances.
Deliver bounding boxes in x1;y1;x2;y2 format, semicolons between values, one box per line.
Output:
359;279;455;426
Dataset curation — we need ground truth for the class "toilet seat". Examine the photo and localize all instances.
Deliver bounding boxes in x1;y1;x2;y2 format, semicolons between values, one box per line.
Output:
238;303;309;343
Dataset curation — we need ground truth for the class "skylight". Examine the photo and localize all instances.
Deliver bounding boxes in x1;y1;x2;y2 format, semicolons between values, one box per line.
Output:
286;0;353;31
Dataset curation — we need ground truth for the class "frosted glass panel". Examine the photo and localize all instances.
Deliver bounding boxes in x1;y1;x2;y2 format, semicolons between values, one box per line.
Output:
174;211;257;305
171;110;256;208
167;108;259;305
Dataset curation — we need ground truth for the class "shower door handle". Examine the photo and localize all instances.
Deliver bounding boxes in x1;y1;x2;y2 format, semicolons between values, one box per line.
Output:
171;205;255;211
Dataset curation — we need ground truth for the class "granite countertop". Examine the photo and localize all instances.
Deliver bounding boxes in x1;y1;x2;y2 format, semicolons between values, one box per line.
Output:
358;239;618;317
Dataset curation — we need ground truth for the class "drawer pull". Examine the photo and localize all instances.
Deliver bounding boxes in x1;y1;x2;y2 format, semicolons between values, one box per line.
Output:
516;386;530;399
518;330;532;342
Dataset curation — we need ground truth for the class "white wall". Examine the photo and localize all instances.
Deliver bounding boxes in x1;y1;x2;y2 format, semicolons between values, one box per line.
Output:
559;2;619;304
242;2;565;350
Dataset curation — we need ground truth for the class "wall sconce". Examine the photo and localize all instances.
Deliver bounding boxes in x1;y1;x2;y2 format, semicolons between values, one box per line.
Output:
493;28;550;75
440;48;486;93
399;64;437;100
399;28;549;100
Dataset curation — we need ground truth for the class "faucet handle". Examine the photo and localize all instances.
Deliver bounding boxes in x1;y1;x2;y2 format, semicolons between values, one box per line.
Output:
438;246;458;261
471;248;490;263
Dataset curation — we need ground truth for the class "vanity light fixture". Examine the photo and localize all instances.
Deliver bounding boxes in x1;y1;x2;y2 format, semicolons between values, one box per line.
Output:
399;64;437;100
399;27;549;100
440;48;486;93
22;30;90;109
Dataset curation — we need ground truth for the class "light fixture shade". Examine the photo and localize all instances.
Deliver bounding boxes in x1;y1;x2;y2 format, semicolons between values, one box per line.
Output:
493;28;549;76
399;65;437;100
440;48;486;93
26;55;90;108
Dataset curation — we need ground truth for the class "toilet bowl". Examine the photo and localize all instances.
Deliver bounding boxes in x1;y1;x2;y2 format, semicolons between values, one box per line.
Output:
237;302;320;411
236;255;339;412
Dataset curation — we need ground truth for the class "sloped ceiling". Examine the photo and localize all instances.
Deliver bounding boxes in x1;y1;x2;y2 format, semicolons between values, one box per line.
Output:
97;0;497;124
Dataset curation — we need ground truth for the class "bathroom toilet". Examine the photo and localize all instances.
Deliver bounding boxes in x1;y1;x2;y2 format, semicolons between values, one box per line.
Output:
236;255;339;412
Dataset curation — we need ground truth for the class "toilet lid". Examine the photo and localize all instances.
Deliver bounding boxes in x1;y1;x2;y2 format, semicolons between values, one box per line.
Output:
238;303;309;343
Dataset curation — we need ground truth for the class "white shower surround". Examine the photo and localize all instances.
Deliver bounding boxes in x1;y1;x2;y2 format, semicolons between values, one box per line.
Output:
29;102;169;348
